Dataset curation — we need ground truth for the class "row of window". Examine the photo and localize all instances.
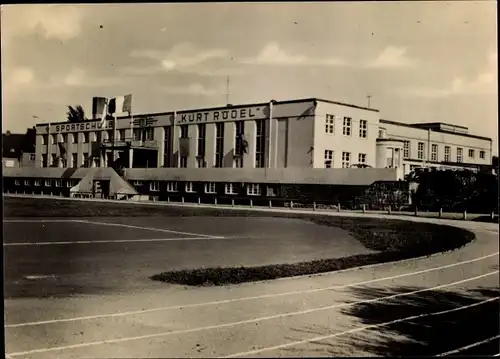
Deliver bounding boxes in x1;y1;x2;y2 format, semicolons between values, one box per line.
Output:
167;119;265;169
41;129;155;146
135;180;265;196
41;153;101;168
324;150;367;168
13;179;79;187
325;115;368;139
404;141;486;163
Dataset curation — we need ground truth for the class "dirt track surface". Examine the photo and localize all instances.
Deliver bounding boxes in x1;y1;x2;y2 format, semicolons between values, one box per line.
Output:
4;204;500;358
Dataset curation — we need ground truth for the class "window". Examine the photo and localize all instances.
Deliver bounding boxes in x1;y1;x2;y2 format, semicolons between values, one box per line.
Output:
41;154;48;167
480;150;485;159
34;179;41;186
205;182;217;194
166;181;178;192
24;179;31;186
225;183;237;195
325;114;335;134
215;123;225;168
72;153;78;168
14;180;20;186
342;152;351;168
133;129;141;141
358;153;367;165
82;153;89;167
144;128;154;141
119;129;126;141
417;142;425;160
185;182;196;193
51;154;57;166
70;133;77;144
457;147;463;163
359;120;367;138
324;150;334;168
469;149;475;158
403;141;410;158
55;179;61;187
42;135;48;145
247;183;261;196
51;134;57;144
150;181;160;192
133;181;144;186
163;126;172;168
234;120;245;168
94;158;101;168
83;133;89;143
342;117;352;136
45;179;52;187
255;119;266;168
106;130;113;142
197;124;206;168
61;134;68;143
179;125;188;167
267;186;276;197
180;125;189;139
197;158;207;168
431;144;438;162
444;146;451;162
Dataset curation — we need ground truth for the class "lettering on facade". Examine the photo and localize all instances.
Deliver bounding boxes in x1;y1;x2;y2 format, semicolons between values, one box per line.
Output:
176;107;263;125
53;120;114;133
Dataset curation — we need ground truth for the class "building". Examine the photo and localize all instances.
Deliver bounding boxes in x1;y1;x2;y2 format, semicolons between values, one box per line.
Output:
33;98;394;170
380;120;493;175
2;128;36;168
3;96;491;207
33;97;492;176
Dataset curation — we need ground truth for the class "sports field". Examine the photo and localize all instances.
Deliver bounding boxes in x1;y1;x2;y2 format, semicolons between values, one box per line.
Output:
4;216;376;299
4;196;499;358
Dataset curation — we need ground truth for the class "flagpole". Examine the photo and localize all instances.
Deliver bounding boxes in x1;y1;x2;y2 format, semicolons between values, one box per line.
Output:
129;110;133;169
113;112;116;168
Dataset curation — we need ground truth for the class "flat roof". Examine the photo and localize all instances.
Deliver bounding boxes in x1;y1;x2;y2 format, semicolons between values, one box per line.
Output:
380;119;491;142
35;97;379;127
411;122;469;130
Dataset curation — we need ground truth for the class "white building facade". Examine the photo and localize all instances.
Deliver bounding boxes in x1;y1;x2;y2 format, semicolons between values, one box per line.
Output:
34;98;492;178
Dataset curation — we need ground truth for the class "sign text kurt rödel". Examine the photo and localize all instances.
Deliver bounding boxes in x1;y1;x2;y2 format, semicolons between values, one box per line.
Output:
176;106;266;124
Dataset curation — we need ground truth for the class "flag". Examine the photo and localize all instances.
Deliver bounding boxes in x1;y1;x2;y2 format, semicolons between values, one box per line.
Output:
108;94;132;115
92;97;108;120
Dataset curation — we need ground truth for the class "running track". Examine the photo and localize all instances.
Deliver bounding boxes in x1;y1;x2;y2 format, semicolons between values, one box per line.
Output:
4;209;499;358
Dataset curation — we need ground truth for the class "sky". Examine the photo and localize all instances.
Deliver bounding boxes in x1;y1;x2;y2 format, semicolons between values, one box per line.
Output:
1;2;498;154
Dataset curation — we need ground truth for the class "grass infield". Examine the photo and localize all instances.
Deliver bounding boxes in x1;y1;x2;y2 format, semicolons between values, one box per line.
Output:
5;196;476;286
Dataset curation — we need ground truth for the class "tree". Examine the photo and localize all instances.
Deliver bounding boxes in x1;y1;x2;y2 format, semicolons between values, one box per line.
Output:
66;105;88;123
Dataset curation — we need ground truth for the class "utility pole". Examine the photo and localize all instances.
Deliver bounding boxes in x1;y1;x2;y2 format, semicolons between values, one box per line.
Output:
367;94;372;108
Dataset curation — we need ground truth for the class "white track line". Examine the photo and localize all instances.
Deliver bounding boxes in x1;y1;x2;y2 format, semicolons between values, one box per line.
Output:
224;295;500;358
74;219;223;239
6;270;498;357
4;237;220;246
6;252;498;328
435;335;500;356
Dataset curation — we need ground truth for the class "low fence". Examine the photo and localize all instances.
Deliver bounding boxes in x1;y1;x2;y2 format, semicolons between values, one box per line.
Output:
5;190;498;222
